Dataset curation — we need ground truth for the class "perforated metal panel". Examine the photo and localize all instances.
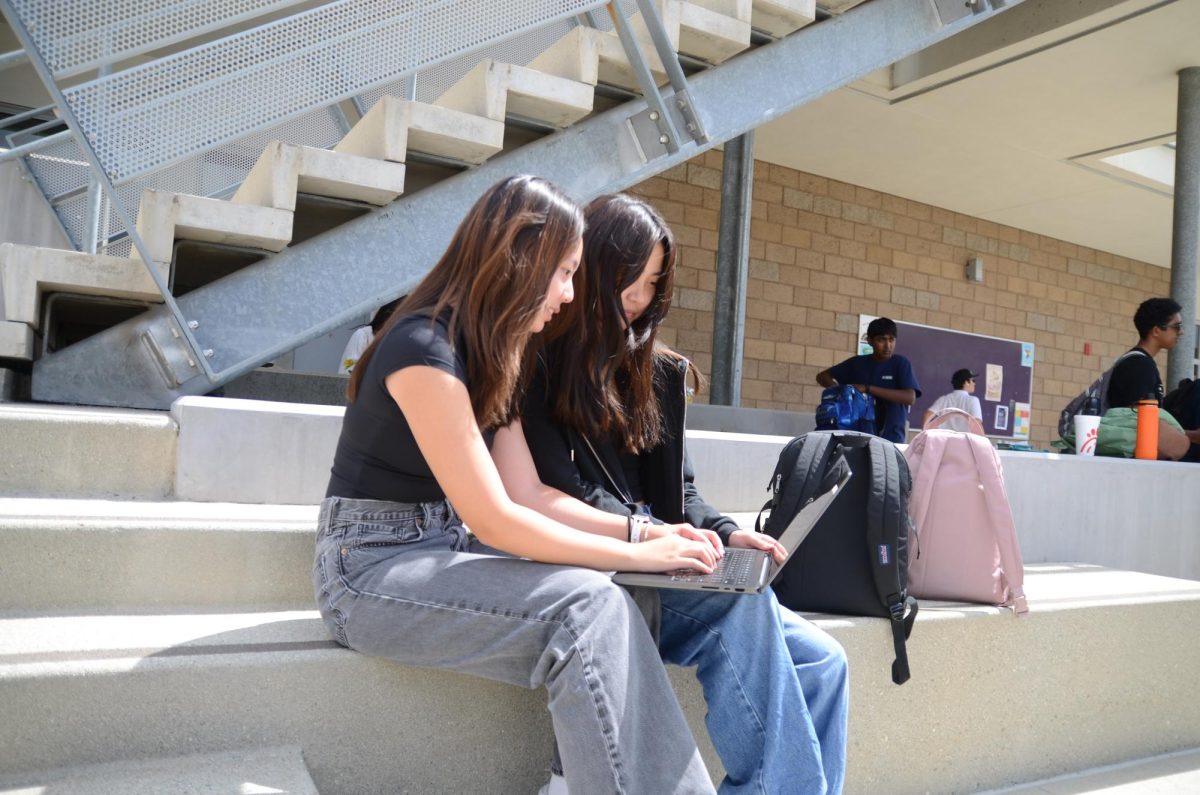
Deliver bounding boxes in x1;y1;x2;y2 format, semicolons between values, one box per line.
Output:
25;139;92;200
5;0;309;79
360;15;580;110
57;0;606;184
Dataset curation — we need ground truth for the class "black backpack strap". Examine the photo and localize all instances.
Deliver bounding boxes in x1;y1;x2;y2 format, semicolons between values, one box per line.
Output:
758;432;834;537
864;437;919;685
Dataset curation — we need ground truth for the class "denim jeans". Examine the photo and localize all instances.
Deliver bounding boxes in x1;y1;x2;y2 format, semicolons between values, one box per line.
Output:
658;588;849;795
313;496;715;795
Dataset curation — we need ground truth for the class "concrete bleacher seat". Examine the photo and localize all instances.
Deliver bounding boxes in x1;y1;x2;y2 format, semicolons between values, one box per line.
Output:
3;397;1199;582
0;746;319;795
1;397;1199;792
0;500;1196;794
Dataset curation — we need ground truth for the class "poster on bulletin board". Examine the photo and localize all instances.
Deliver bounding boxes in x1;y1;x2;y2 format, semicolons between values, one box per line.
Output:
857;316;1035;440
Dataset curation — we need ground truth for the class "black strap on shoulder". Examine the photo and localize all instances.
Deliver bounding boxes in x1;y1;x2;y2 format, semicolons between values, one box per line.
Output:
863;437;918;685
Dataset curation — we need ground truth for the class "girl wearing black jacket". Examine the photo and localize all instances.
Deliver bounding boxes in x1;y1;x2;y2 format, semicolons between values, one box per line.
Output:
501;194;850;794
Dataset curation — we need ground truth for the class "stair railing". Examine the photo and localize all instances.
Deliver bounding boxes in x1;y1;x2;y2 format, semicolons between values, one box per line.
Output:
0;0;620;387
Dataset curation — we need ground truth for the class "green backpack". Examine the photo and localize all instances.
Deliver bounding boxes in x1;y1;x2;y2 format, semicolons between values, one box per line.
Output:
1092;407;1184;458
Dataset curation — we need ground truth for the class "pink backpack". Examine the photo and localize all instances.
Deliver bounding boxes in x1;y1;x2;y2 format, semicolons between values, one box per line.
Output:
904;409;1029;614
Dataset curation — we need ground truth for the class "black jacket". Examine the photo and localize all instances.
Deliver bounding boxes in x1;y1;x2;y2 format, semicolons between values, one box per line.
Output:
521;355;739;544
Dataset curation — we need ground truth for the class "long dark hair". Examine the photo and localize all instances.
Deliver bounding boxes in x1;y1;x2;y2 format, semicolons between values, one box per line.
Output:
349;175;584;430
545;193;677;451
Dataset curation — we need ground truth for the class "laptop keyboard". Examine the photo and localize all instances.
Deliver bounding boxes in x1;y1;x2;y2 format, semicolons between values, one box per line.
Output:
669;548;759;586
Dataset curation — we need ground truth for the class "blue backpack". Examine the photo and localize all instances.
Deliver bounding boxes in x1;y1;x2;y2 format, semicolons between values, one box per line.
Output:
815;385;875;433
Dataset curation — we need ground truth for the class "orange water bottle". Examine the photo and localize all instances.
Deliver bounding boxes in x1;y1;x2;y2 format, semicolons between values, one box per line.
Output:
1134;395;1158;460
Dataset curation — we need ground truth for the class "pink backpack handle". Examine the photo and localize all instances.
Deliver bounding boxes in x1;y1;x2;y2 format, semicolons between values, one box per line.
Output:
925;407;986;436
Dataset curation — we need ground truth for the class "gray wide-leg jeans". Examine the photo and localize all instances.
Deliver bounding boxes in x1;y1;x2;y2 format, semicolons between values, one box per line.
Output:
313;496;715;795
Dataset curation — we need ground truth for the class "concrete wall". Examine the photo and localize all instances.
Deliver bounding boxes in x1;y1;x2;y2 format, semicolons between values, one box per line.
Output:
0;161;71;250
629;153;1171;451
161;398;1200;581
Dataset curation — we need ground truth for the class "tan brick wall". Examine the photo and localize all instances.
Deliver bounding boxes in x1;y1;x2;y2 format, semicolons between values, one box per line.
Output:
627;151;1171;450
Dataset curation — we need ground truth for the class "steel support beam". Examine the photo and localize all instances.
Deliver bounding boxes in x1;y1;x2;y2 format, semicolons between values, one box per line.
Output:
710;132;753;406
33;0;1026;408
1169;67;1200;386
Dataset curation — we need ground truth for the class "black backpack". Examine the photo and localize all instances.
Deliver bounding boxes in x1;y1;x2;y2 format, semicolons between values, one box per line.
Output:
756;430;919;685
1164;378;1200;430
1058;349;1149;441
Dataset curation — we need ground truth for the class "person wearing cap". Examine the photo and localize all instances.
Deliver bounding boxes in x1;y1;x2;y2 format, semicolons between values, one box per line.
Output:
922;368;984;432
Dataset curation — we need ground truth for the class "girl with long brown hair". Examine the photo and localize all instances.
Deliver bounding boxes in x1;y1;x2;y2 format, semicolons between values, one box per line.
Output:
508;193;850;794
315;176;720;794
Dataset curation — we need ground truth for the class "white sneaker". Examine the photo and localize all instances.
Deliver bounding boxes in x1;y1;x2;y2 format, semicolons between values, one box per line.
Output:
536;773;569;795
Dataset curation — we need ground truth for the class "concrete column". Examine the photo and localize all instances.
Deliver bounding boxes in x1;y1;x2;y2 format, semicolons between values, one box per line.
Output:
710;131;753;406
1168;67;1200;387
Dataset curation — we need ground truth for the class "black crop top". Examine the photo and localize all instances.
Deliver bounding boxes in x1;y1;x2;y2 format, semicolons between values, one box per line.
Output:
326;311;490;503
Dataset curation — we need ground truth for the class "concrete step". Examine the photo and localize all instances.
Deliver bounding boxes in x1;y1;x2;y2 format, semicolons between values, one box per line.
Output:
135;188;293;268
0;745;319;795
528;23;674;94
675;0;752;63
0;609;577;794
334;96;505;166
0;243;166;328
980;747;1200;794
0;566;1196;793
3;397;1200;582
751;0;817;38
0;403;176;500
593;11;673;90
232;141;407;211
0;319;33;360
435;59;595;128
819;0;871;14
0;498;317;612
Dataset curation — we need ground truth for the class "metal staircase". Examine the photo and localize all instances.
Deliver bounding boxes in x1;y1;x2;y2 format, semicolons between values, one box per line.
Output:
0;0;1024;409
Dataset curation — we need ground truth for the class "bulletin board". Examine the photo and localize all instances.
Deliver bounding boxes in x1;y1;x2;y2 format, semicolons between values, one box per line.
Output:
857;316;1035;439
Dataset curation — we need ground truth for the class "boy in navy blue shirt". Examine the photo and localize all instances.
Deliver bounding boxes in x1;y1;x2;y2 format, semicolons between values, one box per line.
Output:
817;317;921;443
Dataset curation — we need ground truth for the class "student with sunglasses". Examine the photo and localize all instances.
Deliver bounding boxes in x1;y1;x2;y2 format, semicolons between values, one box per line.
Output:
1104;296;1197;459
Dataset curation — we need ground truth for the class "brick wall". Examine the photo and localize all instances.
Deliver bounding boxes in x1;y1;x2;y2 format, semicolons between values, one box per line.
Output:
628;150;1170;450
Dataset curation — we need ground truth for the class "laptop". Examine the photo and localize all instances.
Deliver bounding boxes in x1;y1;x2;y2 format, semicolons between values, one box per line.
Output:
612;464;851;594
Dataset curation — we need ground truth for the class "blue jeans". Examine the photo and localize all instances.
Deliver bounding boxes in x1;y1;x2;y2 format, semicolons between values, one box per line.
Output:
658;588;849;795
313;497;715;795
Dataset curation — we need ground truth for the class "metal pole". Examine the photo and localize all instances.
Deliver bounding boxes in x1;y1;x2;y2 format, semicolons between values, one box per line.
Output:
83;62;113;254
710;131;753;406
1169;67;1200;386
0;48;27;71
83;176;103;254
0;130;71;162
